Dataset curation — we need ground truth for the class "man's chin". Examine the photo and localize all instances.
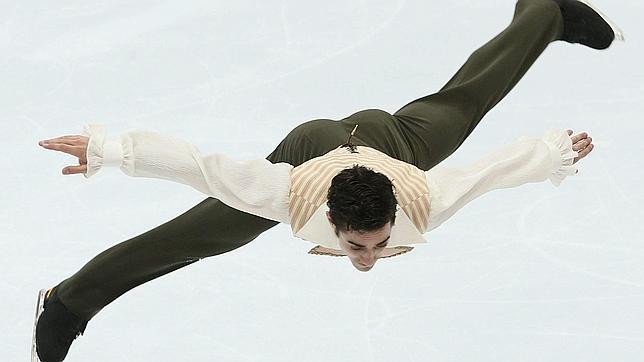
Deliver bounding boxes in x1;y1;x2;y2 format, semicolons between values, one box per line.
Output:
355;265;373;272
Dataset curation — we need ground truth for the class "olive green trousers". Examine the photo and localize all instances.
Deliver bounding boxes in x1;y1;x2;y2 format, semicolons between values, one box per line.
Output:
57;0;564;320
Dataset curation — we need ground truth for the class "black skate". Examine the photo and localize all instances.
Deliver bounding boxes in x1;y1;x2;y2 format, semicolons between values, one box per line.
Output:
553;0;624;49
32;287;89;362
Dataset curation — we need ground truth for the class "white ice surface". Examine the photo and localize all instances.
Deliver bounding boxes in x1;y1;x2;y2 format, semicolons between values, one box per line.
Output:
2;1;644;361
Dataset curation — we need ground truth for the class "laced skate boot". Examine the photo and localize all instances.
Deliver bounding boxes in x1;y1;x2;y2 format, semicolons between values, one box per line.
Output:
33;287;89;362
552;0;624;49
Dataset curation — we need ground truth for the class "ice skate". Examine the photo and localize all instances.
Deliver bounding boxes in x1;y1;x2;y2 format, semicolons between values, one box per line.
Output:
32;287;89;362
31;289;47;362
553;0;625;49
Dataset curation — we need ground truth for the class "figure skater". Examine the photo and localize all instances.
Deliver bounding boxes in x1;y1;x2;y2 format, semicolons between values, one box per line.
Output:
33;0;623;360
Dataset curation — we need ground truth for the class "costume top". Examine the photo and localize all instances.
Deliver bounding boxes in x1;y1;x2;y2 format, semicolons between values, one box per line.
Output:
80;123;579;258
289;142;432;258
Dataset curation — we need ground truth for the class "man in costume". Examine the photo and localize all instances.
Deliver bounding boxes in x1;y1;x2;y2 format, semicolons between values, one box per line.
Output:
33;0;622;360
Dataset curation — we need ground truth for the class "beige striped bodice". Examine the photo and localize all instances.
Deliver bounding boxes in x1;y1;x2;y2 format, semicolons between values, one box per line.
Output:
288;145;431;240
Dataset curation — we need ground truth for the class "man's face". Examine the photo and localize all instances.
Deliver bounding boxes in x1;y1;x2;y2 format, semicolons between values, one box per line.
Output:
326;212;392;272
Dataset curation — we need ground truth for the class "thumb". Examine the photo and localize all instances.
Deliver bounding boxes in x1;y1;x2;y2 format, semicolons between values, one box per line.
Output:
62;164;88;175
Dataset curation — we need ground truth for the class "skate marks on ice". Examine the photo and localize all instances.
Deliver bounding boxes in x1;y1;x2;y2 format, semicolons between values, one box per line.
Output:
516;193;644;289
196;0;410;109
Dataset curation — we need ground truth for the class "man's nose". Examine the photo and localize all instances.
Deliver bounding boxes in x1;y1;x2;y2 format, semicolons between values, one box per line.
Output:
359;252;376;266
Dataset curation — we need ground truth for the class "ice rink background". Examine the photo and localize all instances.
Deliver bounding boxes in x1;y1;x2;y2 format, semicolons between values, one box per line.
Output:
2;1;643;361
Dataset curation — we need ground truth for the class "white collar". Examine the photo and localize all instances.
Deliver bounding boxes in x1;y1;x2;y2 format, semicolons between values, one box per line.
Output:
293;204;427;249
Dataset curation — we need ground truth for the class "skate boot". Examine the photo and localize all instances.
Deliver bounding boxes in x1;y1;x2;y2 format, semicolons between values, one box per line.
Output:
553;0;624;49
33;287;89;362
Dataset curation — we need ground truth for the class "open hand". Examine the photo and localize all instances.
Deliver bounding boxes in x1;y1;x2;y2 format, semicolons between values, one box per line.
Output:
567;129;594;165
38;135;89;175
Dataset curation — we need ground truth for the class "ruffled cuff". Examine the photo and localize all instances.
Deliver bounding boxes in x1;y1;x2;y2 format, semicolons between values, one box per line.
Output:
81;123;125;179
541;129;579;187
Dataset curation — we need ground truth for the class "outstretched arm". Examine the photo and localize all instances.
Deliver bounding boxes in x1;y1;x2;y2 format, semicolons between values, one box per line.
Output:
38;123;293;223
424;129;594;231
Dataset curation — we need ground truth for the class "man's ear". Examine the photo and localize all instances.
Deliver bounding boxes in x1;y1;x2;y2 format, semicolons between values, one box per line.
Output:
326;211;334;225
326;211;340;238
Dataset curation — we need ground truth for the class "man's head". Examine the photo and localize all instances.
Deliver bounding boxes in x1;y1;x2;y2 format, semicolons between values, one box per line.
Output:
326;165;397;272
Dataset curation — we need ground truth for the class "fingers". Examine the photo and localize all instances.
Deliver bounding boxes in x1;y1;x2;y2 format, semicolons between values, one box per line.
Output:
39;139;89;170
570;131;588;144
62;164;88;175
39;134;89;175
572;138;595;165
577;143;595;159
573;136;593;152
39;135;82;146
566;129;594;165
573;143;594;165
39;142;78;155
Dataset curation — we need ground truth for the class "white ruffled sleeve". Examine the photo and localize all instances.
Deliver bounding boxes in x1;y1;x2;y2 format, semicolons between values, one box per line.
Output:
538;129;580;187
424;129;579;231
80;123;293;223
82;123;127;178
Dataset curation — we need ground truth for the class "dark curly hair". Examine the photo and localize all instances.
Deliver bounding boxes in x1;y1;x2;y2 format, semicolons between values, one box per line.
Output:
326;165;397;235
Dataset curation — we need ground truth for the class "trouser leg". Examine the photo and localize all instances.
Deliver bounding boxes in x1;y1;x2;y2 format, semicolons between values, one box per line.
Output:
56;197;279;320
393;0;565;171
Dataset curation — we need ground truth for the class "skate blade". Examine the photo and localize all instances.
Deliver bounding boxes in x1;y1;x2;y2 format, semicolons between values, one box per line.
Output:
31;289;48;362
577;0;625;41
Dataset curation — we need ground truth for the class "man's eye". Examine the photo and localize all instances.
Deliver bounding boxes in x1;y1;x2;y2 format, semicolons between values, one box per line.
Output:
350;245;387;250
